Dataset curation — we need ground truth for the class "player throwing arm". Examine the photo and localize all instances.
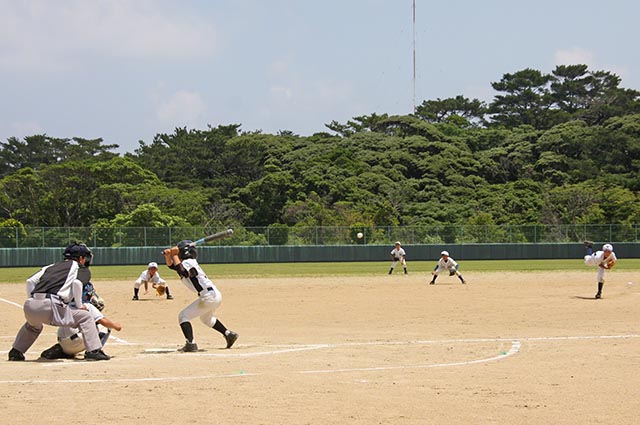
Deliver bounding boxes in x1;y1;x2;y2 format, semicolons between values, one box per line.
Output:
388;241;408;275
163;241;238;352
430;251;466;284
583;242;617;299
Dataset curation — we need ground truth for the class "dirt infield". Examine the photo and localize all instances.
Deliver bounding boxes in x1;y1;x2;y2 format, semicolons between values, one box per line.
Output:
1;271;639;424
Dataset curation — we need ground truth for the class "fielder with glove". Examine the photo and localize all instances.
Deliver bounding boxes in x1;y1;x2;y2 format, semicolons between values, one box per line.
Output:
430;251;466;284
388;241;408;275
133;262;173;300
583;241;617;299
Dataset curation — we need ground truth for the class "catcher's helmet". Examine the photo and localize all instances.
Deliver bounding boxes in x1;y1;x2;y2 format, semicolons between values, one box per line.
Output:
177;240;197;260
64;242;93;266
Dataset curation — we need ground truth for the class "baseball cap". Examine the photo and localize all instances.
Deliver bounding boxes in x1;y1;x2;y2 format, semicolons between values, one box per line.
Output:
602;244;613;252
395;241;401;245
148;262;158;269
441;251;449;256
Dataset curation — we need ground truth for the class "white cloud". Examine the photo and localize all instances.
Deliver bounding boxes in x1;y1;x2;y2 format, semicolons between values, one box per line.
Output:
0;0;219;72
554;47;595;67
155;90;207;127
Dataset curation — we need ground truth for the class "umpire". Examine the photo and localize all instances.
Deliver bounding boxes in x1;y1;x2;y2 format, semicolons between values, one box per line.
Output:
8;242;110;361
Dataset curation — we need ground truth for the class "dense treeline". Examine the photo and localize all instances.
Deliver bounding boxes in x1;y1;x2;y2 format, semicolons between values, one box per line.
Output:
1;65;639;232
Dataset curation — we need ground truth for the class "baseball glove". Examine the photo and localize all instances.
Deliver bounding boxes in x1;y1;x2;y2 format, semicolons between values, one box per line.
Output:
155;285;166;296
605;260;616;269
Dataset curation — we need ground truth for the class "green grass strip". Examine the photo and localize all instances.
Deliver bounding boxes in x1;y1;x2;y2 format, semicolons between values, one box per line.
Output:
1;259;639;283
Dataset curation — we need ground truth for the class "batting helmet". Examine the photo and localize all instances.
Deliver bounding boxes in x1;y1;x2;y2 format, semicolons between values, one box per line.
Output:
64;242;93;266
177;240;197;260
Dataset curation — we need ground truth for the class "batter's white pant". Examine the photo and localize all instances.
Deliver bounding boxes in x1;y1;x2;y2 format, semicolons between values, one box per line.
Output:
178;288;222;327
584;255;606;282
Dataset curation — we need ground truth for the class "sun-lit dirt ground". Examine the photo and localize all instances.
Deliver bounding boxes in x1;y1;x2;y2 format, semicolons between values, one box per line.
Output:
1;271;639;424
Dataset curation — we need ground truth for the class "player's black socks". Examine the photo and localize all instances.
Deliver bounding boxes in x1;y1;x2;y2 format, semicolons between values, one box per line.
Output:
165;287;171;297
388;268;393;274
213;320;228;335
404;268;407;274
133;288;139;297
180;322;194;342
597;282;604;293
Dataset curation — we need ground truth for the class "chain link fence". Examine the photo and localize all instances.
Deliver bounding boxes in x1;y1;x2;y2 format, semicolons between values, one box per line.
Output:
1;224;638;248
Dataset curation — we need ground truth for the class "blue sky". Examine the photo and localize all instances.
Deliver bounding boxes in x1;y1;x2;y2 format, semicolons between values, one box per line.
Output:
1;0;638;153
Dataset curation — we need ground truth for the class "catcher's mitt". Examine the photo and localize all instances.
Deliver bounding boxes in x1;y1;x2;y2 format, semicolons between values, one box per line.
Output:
155;285;166;296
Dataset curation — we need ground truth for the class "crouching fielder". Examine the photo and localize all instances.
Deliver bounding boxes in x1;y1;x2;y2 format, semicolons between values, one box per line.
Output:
430;251;466;284
133;262;172;300
583;242;617;299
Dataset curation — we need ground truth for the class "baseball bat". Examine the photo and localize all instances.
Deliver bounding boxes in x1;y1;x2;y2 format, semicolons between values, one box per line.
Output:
190;229;234;246
162;229;234;255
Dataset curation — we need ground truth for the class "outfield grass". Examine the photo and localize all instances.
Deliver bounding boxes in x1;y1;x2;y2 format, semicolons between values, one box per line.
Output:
0;259;638;284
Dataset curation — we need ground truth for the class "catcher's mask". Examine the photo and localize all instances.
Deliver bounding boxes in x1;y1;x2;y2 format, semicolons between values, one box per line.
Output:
177;240;197;260
82;281;104;311
64;241;93;267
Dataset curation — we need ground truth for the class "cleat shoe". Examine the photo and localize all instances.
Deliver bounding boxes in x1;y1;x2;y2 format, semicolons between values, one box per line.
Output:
84;349;110;361
180;342;198;352
40;343;74;360
429;280;435;285
225;331;238;349
8;348;25;361
132;295;139;301
461;279;466;284
166;295;173;300
595;292;601;299
583;240;594;248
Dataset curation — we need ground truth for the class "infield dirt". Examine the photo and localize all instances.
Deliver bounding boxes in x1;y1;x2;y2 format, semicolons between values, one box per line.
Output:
1;271;639;424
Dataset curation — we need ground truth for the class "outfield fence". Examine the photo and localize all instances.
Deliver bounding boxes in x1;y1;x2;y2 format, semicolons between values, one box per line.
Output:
1;224;639;248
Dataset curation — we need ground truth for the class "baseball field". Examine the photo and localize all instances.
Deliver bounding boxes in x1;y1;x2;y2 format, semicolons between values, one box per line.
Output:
1;260;639;424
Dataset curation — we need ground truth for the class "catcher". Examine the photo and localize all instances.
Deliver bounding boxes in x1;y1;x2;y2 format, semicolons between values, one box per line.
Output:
40;282;122;359
133;262;173;300
583;241;617;299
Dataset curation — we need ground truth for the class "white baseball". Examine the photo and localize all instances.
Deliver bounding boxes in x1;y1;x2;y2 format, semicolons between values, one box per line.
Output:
357;232;363;239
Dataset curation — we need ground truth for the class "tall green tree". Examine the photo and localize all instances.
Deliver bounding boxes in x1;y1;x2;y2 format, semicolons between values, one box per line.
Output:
488;68;555;129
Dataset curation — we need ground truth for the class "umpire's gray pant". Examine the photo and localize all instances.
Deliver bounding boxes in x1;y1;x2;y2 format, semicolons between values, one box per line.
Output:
12;295;102;354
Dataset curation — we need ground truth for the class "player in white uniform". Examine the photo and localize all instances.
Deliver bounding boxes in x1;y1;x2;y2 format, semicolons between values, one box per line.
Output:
388;241;407;274
430;250;466;284
163;240;238;352
583;241;617;299
133;262;172;300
